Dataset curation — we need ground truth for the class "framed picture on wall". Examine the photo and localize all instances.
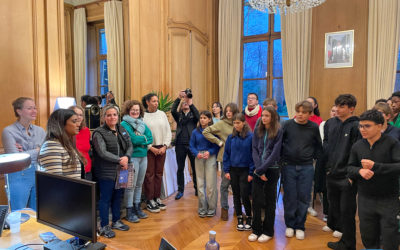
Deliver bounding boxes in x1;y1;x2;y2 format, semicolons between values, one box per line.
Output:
325;30;354;68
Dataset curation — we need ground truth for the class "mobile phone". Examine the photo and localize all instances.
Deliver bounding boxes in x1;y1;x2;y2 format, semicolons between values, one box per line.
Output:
39;231;59;243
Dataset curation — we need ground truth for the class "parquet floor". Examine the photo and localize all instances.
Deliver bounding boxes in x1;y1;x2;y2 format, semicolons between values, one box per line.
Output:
98;174;364;250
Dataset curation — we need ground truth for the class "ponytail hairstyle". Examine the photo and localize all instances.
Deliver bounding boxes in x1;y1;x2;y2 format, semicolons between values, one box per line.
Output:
141;93;157;111
257;106;280;139
232;113;251;139
197;110;213;131
307;96;320;116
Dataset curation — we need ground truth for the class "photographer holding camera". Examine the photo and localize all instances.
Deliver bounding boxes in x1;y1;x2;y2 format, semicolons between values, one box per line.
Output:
172;89;200;200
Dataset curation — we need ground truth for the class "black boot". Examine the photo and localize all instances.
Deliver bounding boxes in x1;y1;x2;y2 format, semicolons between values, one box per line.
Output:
135;203;148;219
125;207;139;223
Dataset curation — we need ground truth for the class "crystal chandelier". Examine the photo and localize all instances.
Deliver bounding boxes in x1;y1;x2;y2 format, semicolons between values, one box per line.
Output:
248;0;326;14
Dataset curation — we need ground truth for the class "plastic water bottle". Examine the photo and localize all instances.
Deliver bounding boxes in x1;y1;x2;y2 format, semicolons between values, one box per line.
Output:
205;231;220;250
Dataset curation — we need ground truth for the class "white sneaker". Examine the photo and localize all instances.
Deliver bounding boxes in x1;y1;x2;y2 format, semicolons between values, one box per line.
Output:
285;228;294;238
323;215;328;222
307;207;318;216
322;225;333;232
295;230;305;240
258;234;272;243
248;233;258;242
333;230;343;238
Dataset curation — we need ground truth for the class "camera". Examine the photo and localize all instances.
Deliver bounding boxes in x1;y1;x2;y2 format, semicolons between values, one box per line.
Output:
85;104;100;129
184;88;193;98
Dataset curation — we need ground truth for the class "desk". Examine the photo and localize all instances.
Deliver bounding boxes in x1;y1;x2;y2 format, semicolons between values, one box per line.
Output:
161;147;191;198
0;210;72;249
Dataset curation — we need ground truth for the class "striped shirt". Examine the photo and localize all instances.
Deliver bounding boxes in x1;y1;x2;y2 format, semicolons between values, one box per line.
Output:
38;140;81;179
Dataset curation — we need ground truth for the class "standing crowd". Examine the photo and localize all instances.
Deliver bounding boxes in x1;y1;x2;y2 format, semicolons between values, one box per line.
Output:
2;90;400;249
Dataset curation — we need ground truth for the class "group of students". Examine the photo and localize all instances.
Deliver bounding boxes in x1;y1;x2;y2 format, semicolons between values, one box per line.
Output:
2;91;400;249
193;92;400;250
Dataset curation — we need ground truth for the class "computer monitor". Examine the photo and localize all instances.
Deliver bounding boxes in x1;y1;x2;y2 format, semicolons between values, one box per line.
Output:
35;171;97;243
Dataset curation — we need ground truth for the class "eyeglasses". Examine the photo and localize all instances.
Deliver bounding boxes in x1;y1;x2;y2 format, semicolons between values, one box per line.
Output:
247;97;257;100
358;124;374;129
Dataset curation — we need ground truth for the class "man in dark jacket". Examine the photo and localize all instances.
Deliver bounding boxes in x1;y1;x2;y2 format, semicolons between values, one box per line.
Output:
172;90;200;200
322;94;360;250
347;109;400;250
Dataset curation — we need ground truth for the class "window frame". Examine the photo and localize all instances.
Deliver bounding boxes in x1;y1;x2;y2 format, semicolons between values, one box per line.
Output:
95;23;107;97
240;1;283;110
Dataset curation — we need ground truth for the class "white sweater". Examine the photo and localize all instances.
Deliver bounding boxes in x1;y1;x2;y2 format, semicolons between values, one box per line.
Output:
144;110;172;147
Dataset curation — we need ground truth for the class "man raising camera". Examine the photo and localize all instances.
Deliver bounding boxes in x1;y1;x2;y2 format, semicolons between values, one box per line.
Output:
172;89;200;200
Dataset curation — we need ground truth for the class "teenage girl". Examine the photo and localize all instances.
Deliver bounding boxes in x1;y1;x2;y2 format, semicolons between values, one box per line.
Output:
223;113;254;231
189;111;220;217
248;107;283;243
203;103;239;221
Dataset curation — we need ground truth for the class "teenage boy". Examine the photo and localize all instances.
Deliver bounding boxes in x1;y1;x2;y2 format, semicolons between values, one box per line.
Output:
281;100;322;240
390;91;400;128
347;110;400;250
323;94;360;250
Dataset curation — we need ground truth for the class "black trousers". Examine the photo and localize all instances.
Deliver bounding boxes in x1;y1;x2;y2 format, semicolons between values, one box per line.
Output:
327;176;357;250
358;195;399;250
175;144;196;193
230;167;252;216
252;168;280;236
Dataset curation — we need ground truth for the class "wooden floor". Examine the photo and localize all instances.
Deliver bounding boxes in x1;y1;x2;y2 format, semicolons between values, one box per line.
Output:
99;174;364;250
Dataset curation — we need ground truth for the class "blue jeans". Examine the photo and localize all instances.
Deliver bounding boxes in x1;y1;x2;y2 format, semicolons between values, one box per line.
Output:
282;164;314;231
195;155;218;215
98;179;124;227
125;157;147;207
7;164;36;211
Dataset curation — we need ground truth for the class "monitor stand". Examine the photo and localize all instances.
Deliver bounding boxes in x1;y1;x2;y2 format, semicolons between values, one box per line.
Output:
44;237;106;250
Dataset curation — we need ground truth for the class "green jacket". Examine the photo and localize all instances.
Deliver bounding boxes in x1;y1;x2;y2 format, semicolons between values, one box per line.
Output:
389;115;400;128
121;120;153;158
202;119;233;162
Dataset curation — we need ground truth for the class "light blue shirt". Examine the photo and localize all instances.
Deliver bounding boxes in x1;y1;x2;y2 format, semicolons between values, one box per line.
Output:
2;121;46;163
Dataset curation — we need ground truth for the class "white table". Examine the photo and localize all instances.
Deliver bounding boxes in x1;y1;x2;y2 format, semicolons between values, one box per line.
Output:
161;147;191;198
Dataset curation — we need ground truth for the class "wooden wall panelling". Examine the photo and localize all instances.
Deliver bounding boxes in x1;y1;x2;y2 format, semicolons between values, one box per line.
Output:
64;3;75;97
0;0;67;147
139;0;164;95
85;2;104;22
0;0;37;147
168;0;208;35
46;0;67;113
309;0;368;120
33;0;50;128
128;0;141;101
167;28;191;96
191;32;208;110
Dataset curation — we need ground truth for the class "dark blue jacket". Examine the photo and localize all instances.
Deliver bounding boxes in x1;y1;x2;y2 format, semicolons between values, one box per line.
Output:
189;127;219;157
223;132;254;175
252;128;283;175
383;124;400;141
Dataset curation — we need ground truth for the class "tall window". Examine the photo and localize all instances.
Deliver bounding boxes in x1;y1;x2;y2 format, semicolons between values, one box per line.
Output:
96;24;108;105
395;48;400;91
241;0;287;116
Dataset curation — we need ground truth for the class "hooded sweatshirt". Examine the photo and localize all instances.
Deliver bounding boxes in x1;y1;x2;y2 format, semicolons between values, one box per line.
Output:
322;116;361;178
